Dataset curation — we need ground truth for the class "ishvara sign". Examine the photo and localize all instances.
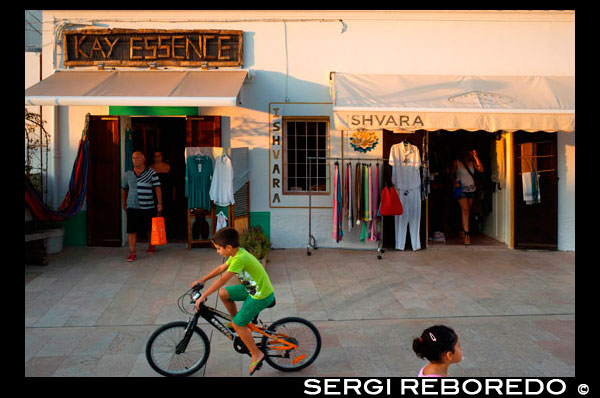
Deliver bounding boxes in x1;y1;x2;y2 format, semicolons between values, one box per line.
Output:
334;111;425;131
63;29;243;67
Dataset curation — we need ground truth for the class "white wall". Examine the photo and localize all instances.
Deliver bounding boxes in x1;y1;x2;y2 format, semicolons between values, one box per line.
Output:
557;132;575;251
39;10;575;249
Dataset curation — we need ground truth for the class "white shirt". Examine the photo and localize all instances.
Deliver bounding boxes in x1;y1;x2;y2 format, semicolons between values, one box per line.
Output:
389;142;421;190
209;155;235;206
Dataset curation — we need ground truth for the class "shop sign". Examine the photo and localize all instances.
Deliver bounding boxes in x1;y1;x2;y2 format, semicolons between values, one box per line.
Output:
270;107;282;205
63;29;243;67
334;111;425;131
349;130;379;153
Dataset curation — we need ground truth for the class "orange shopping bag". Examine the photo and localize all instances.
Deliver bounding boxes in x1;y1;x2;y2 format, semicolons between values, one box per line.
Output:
151;216;167;246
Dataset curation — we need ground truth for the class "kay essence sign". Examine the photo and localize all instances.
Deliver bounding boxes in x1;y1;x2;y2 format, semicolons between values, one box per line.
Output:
63;29;243;67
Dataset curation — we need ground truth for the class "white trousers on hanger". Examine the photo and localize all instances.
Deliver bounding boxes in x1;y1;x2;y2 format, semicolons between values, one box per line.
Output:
394;188;421;251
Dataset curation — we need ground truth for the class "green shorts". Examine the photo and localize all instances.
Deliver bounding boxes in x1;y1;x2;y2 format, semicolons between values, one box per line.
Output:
225;284;275;326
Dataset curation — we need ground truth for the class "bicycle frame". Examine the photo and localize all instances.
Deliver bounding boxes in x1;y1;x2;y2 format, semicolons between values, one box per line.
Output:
190;303;299;355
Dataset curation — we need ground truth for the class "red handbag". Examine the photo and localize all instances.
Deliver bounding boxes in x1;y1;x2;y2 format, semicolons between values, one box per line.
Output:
379;185;404;216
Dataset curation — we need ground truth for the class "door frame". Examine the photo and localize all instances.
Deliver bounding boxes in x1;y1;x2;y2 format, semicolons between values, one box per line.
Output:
86;115;122;247
511;131;558;250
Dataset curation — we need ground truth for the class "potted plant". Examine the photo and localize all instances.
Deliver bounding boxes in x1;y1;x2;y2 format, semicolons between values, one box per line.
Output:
240;226;272;268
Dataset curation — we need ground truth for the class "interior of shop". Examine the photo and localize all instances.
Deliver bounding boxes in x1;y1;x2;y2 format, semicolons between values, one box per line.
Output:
427;130;498;246
129;116;188;241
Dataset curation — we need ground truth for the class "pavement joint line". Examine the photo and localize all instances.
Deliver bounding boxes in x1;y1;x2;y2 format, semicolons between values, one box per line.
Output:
24;311;574;331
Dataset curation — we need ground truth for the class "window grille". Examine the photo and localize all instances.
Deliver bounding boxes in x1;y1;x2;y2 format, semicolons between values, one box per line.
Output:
283;118;329;194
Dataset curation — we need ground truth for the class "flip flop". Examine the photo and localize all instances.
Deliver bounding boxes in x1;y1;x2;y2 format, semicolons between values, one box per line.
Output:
249;354;265;376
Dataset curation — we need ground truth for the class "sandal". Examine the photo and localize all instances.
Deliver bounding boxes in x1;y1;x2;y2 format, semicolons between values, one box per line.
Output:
249;354;265;375
464;231;471;245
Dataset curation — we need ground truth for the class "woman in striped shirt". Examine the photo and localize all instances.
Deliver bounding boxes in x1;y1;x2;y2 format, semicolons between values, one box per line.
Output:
122;151;163;262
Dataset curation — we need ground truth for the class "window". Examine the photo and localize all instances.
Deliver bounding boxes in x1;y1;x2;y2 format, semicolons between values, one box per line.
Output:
283;117;329;194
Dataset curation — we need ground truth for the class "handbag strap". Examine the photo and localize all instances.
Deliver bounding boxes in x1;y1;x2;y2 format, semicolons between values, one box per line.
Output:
459;160;477;180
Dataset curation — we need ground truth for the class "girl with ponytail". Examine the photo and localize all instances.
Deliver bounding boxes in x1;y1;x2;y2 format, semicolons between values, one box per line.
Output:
412;325;462;377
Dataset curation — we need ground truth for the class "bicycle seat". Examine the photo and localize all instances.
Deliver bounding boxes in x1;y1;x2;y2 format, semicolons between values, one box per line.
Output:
251;298;276;324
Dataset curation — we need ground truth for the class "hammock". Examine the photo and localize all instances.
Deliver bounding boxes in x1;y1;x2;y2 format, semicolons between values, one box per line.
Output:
25;124;89;222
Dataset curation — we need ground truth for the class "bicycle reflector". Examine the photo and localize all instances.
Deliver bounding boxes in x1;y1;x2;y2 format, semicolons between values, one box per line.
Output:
292;354;306;364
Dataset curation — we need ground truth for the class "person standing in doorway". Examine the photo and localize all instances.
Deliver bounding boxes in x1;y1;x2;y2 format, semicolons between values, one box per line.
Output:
122;151;163;262
150;150;175;219
450;149;483;245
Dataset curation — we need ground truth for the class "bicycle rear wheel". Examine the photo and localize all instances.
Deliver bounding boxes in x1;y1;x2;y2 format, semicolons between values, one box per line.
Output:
262;317;321;372
145;321;210;377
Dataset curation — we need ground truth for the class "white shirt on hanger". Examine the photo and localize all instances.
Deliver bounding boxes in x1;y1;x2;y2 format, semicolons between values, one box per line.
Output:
210;154;235;206
389;142;421;190
389;142;422;251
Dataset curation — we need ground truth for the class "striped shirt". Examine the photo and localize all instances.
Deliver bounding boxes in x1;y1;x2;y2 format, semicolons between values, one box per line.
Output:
122;167;161;210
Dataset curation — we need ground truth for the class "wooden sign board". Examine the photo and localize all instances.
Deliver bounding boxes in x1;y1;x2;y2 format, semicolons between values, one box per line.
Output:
63;29;243;67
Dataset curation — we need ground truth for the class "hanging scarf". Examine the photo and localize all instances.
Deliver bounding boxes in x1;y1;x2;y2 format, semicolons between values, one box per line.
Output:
347;162;353;230
332;162;339;241
355;162;362;226
332;162;343;242
373;163;381;241
363;164;370;222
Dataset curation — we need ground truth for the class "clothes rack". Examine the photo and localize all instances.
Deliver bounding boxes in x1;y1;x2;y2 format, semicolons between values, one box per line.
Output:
518;169;555;174
306;156;389;259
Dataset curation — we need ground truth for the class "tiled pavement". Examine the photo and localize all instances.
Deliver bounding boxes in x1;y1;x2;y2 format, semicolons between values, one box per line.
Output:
25;242;575;377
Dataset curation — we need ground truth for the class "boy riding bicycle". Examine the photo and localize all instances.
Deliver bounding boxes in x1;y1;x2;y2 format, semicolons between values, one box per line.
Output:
191;227;276;375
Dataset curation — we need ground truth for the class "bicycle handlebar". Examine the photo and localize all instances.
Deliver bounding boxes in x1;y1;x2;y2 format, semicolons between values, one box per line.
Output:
190;282;204;305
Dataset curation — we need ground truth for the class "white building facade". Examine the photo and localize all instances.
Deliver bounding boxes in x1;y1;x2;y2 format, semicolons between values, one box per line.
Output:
27;10;575;251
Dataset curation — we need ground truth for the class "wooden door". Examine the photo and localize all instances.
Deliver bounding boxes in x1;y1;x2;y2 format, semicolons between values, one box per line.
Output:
382;129;427;250
87;116;122;247
513;131;558;249
186;116;221;147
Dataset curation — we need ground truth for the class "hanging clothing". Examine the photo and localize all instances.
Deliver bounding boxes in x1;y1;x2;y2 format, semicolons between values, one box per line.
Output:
421;138;431;201
124;128;134;172
366;164;373;221
332;162;343;242
522;172;541;205
390;142;422;251
216;210;228;231
346;162;354;230
355;162;362;226
185;154;213;210
363;164;370;221
370;163;379;241
373;163;381;241
492;138;506;190
210;154;235;206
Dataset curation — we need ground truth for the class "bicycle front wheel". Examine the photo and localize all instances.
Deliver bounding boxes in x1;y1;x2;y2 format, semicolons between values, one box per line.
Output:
262;317;321;372
145;321;210;377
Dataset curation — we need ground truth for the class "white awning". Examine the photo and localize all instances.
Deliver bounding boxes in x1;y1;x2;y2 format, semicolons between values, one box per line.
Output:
25;69;248;107
331;73;575;132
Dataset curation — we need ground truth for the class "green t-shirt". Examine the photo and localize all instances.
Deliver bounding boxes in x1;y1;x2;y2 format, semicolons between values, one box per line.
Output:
226;247;274;300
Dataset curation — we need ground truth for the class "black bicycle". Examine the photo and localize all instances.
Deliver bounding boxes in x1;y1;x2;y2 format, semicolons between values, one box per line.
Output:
145;282;322;377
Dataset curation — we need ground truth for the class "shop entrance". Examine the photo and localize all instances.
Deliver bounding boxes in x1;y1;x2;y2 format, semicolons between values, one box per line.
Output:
381;129;497;249
128;115;221;242
427;130;496;246
129;117;187;241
